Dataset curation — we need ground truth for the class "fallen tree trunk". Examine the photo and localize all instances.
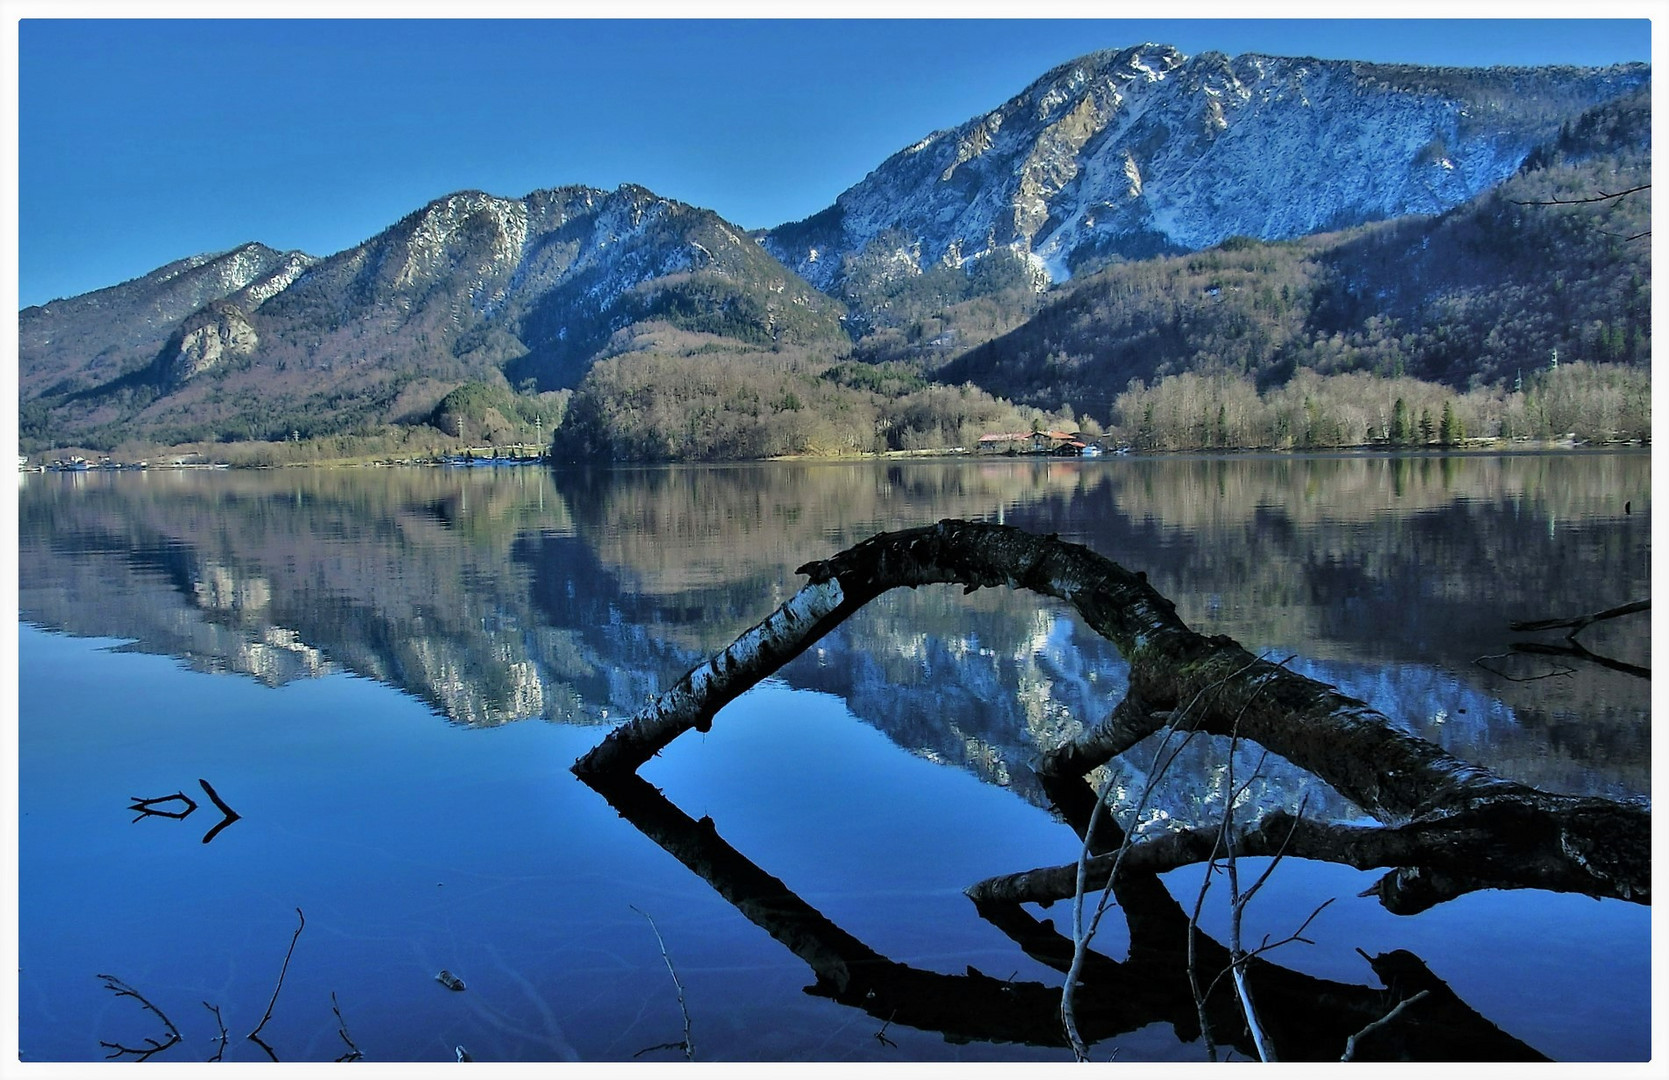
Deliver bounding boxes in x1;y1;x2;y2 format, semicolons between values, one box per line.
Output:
573;519;1648;909
572;578;856;775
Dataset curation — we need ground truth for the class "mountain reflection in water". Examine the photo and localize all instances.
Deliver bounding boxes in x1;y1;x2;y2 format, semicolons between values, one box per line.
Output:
16;452;1650;1061
19;453;1649;801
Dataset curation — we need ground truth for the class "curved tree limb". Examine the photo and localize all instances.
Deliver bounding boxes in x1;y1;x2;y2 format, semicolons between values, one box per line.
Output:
247;907;305;1062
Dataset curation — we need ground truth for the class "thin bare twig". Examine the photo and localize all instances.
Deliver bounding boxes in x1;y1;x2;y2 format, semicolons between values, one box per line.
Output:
1186;826;1227;1061
97;974;182;1061
1239;789;1311;908
1206;663;1304;1063
1220;727;1277;1062
332;991;363;1062
1473;652;1577;682
203;1001;228;1061
1249;895;1335;961
247;907;305;1062
1341;990;1431;1060
1598;228;1652;243
1511;640;1650;680
1508;183;1650;206
1510;598;1649;638
631;905;693;1061
1063;651;1278;1058
1062;711;1201;1057
1186;660;1304;1052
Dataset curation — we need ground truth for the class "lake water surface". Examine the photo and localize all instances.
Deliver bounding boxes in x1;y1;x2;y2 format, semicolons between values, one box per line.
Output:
16;452;1651;1062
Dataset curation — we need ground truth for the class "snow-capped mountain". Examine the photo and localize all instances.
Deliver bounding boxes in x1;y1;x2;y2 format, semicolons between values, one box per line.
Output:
763;43;1649;291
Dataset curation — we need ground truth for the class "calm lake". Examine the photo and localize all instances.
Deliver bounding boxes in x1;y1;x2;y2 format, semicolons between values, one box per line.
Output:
16;451;1651;1062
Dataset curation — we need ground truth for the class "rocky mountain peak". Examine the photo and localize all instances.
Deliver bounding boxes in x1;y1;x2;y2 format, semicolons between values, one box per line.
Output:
763;45;1648;294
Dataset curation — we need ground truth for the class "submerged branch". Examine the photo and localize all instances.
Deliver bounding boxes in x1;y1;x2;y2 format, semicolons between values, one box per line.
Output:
575;520;1648;912
331;992;363;1062
632;905;694;1061
1341;991;1430;1060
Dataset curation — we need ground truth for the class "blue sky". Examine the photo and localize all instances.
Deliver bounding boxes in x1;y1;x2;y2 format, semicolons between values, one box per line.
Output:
11;14;1656;308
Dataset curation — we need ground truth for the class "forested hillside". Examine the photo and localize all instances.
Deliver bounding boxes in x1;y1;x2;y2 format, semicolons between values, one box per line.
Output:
554;323;1075;461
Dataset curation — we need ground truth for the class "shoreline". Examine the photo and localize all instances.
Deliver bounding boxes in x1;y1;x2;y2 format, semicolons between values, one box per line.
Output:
21;436;1647;473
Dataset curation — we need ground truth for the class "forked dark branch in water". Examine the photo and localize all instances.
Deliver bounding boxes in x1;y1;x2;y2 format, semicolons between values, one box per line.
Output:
128;791;197;821
204;1001;229;1062
198;777;243;843
126;778;242;842
1510;639;1650;680
1509;598;1649;638
1506;597;1650;680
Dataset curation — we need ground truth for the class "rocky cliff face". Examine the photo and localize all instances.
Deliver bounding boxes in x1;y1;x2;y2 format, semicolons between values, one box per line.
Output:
155;301;261;388
763;44;1649;291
